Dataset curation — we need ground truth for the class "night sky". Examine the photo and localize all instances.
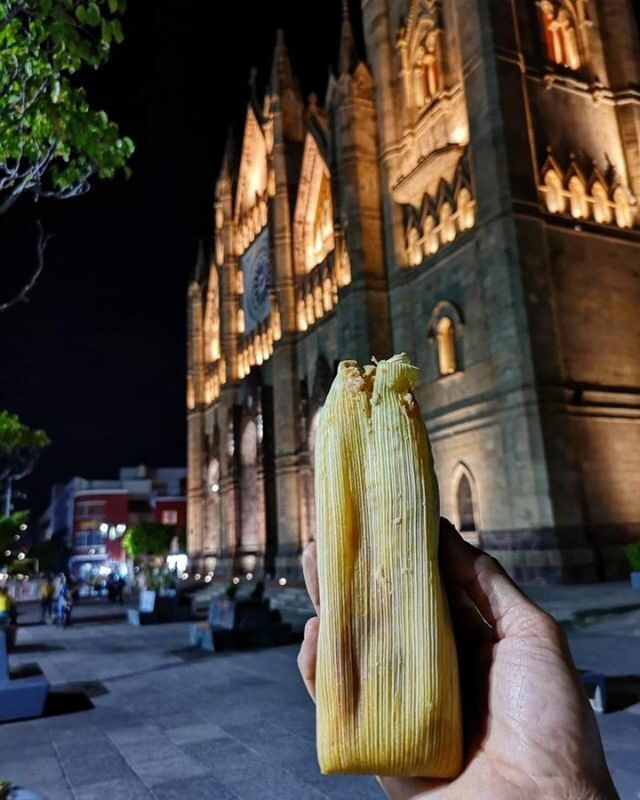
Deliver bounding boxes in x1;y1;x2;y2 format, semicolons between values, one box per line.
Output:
1;1;363;518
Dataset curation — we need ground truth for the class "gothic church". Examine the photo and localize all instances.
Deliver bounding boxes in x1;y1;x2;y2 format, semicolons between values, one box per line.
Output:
187;0;640;583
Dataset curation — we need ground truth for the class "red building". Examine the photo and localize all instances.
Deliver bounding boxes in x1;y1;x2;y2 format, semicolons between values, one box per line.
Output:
42;466;186;579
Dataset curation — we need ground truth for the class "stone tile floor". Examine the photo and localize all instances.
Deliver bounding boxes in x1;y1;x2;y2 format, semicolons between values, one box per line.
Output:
1;586;639;800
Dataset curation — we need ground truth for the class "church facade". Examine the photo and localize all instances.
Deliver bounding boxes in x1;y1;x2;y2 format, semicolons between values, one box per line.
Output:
187;0;640;584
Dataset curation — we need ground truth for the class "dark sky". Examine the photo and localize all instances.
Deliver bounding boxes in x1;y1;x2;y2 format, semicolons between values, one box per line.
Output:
0;1;362;518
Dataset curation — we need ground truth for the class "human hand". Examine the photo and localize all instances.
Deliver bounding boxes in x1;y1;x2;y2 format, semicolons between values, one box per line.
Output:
298;519;618;800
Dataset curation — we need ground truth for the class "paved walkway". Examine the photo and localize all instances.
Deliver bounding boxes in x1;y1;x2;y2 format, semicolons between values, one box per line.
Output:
1;588;639;799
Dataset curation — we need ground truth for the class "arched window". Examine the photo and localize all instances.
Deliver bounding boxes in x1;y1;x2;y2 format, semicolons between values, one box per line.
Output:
439;203;456;244
540;1;582;70
205;267;220;363
407;225;423;266
543;169;566;214
613;186;636;229
568;175;589;219
456;188;475;231
591;181;611;225
422;216;439;256
456;473;476;532
436;317;456;376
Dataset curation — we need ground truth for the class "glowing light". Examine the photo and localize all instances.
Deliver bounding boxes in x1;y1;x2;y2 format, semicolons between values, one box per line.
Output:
194;573;202;581
204;575;212;583
210;483;220;493
17;552;25;560
116;524;127;535
246;572;253;580
166;553;188;573
451;125;468;145
98;566;111;576
232;576;240;585
3;550;10;557
18;523;27;531
278;577;287;586
181;572;189;580
99;523;109;534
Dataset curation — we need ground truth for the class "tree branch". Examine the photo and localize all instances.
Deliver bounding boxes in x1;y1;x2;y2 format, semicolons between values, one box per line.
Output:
0;220;52;312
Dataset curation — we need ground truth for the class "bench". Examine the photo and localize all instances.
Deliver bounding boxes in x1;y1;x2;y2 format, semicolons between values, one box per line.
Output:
128;590;192;626
189;596;292;652
0;629;49;722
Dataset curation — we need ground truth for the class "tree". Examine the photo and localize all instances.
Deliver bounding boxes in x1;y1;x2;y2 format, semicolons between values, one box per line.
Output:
0;410;50;515
1;0;134;311
0;509;28;558
28;531;70;574
122;522;185;560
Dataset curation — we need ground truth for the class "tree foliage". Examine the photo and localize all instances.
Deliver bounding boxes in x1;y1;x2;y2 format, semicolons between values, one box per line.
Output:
0;509;28;555
1;0;134;309
29;531;70;574
0;0;134;212
0;410;50;485
123;522;185;559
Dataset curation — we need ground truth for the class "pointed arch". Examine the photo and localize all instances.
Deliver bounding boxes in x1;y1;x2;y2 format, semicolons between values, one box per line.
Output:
204;264;221;363
451;462;480;541
235;106;269;254
398;0;444;115
293;130;335;274
427;300;464;377
538;0;587;71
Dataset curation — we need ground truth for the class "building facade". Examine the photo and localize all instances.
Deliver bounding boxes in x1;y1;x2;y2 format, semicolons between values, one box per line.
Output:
42;466;187;578
187;0;640;583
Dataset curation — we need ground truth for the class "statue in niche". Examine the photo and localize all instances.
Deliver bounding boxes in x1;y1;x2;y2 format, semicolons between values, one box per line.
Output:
412;29;441;109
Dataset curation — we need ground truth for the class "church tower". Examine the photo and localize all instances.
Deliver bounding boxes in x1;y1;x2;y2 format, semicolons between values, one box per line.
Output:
361;0;640;580
187;0;640;584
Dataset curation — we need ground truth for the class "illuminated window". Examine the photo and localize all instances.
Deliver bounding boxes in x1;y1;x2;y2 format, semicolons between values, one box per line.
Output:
456;473;476;532
439;203;456;244
456;188;475;231
568;175;589;219
613;186;635;229
540;1;582;70
422;216;439;256
436;317;456;376
407;226;422;266
543;169;566;214
161;510;178;526
591;182;611;224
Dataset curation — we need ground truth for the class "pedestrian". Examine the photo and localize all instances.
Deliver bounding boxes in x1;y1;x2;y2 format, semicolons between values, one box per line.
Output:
0;585;16;624
54;574;72;627
39;576;55;623
115;575;125;604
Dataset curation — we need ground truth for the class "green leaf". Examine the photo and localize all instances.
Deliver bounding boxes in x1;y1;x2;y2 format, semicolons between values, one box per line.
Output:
108;0;118;12
111;18;124;44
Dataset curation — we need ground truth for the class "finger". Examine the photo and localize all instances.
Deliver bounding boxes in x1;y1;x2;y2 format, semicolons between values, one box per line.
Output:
302;541;320;616
297;616;319;701
439;518;550;639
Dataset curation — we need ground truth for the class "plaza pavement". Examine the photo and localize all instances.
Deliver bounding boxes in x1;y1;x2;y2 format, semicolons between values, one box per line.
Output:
1;585;639;800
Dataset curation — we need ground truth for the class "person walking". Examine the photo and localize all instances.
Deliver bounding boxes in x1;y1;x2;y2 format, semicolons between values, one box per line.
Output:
39;576;55;623
54;574;72;627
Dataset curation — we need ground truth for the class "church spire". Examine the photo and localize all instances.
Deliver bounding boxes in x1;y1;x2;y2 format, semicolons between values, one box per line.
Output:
269;29;304;141
271;28;296;96
338;0;357;75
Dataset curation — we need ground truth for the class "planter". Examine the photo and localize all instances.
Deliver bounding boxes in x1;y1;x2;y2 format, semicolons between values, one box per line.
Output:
630;572;640;590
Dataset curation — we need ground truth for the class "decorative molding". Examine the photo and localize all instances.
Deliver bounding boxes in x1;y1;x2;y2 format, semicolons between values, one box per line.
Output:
539;149;637;228
402;153;476;267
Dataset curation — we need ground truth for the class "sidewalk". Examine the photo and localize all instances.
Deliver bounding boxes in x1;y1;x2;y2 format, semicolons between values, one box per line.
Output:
1;584;639;799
